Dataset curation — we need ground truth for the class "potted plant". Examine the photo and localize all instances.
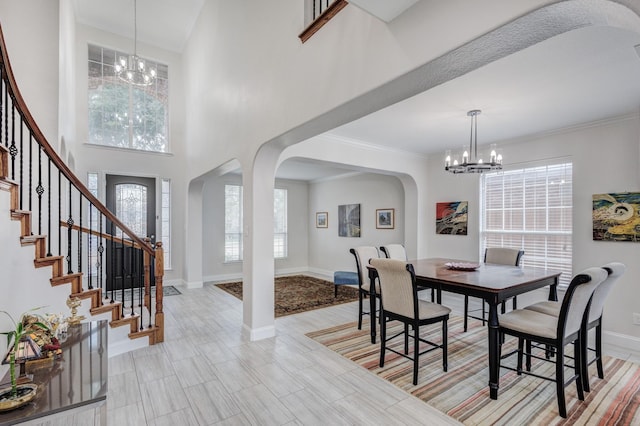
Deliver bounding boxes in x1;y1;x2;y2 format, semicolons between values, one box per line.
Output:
0;308;50;411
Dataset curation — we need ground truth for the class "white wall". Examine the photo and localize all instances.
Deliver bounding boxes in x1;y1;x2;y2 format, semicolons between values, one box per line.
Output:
426;114;640;347
202;175;310;282
0;0;59;148
308;173;405;276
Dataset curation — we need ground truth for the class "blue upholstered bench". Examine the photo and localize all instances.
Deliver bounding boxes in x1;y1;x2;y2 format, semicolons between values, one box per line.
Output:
333;271;359;297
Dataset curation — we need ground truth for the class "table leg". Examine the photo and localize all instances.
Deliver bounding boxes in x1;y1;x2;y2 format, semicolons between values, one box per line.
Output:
488;302;500;400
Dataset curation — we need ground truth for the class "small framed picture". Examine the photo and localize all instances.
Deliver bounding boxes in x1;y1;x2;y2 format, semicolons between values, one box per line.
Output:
376;208;394;229
316;212;328;228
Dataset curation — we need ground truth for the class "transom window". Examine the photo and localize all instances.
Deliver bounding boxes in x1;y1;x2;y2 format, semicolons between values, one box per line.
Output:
88;44;169;152
480;162;573;287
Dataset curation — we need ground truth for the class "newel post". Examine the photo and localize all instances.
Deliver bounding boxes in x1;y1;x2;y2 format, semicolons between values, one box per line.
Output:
154;242;165;343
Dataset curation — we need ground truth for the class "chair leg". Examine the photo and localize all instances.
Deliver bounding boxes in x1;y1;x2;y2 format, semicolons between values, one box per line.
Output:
334;284;338;298
413;322;420;385
581;325;590;392
357;291;364;330
442;319;448;372
500;300;506;314
596;323;604;379
555;345;567;418
516;338;524;375
512;296;517;310
526;340;532;372
574;340;585;401
379;312;386;368
463;295;469;332
404;323;409;354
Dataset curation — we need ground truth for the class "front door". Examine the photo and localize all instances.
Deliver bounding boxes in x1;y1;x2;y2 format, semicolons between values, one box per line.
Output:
105;175;156;291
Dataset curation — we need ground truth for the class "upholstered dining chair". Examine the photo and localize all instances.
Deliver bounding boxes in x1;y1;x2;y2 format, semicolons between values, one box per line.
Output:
379;244;407;260
380;244;435;302
349;246;381;330
463;247;524;332
523;262;625;392
370;258;451;385
498;267;608;418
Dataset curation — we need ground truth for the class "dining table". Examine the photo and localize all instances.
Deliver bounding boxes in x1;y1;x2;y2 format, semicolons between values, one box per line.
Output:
368;257;562;400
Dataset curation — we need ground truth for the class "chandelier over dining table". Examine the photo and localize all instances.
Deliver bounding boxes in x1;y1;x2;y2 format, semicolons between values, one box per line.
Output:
445;110;503;174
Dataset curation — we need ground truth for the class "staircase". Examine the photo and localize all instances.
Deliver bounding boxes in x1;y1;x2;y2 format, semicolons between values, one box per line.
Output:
0;24;164;347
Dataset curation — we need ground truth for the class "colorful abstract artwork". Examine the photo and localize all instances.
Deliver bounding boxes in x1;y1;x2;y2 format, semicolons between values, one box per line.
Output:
436;201;468;235
593;192;640;242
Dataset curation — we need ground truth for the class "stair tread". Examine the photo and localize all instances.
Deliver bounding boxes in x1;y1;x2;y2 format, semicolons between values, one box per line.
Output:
90;301;122;314
70;288;101;298
21;234;46;242
50;272;83;285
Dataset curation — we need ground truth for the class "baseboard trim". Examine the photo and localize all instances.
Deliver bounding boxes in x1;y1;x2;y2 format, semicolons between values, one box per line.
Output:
603;330;640;356
184;280;203;289
243;323;275;341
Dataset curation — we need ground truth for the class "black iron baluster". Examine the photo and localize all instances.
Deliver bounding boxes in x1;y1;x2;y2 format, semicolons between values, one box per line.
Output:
3;82;7;148
0;66;3;147
88;203;93;290
109;222;115;304
18;117;23;210
120;229;125;308
46;158;52;256
98;213;104;295
138;247;144;330
67;181;74;274
78;193;83;274
36;143;44;235
58;170;61;256
9;104;16;180
28;134;32;212
130;239;135;316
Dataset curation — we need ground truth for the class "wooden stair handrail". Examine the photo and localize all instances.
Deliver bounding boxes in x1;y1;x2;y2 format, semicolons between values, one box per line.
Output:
0;24;153;256
60;221;146;249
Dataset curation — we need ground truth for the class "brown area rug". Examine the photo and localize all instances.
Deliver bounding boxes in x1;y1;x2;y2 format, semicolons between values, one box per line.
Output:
215;275;359;317
307;316;640;425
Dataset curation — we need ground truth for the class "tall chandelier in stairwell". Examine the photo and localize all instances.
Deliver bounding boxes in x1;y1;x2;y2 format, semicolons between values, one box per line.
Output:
115;0;156;86
444;110;503;174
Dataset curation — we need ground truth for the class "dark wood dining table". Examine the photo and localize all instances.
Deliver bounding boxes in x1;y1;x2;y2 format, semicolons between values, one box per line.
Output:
368;257;561;400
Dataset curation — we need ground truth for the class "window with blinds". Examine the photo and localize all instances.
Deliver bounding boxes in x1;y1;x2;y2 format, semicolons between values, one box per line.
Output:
224;185;288;262
480;162;573;287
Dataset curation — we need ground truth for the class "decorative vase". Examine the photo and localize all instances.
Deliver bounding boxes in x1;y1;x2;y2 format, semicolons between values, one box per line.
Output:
0;383;38;412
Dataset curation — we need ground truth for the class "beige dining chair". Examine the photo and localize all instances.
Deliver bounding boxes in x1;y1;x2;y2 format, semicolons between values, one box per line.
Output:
463;247;524;332
379;244;407;260
349;246;381;331
523;262;625;392
380;244;435;302
370;258;451;385
498;266;608;418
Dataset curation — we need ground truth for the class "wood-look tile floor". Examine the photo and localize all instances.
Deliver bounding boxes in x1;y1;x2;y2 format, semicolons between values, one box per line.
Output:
102;284;462;426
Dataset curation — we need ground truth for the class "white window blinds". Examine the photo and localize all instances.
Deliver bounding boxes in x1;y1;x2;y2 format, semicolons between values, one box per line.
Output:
480;162;573;287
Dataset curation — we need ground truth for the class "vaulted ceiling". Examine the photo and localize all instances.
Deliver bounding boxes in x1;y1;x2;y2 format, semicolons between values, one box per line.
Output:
74;1;640;180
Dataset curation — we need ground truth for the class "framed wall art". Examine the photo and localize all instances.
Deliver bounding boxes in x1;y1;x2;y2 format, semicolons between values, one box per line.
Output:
592;192;640;242
316;212;328;228
435;201;468;235
376;208;395;229
338;204;361;237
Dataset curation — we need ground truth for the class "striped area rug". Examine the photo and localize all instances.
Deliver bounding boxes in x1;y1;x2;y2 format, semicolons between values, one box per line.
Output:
306;316;640;425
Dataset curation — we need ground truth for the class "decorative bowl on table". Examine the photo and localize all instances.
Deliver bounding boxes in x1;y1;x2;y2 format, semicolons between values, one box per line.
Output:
444;262;480;271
